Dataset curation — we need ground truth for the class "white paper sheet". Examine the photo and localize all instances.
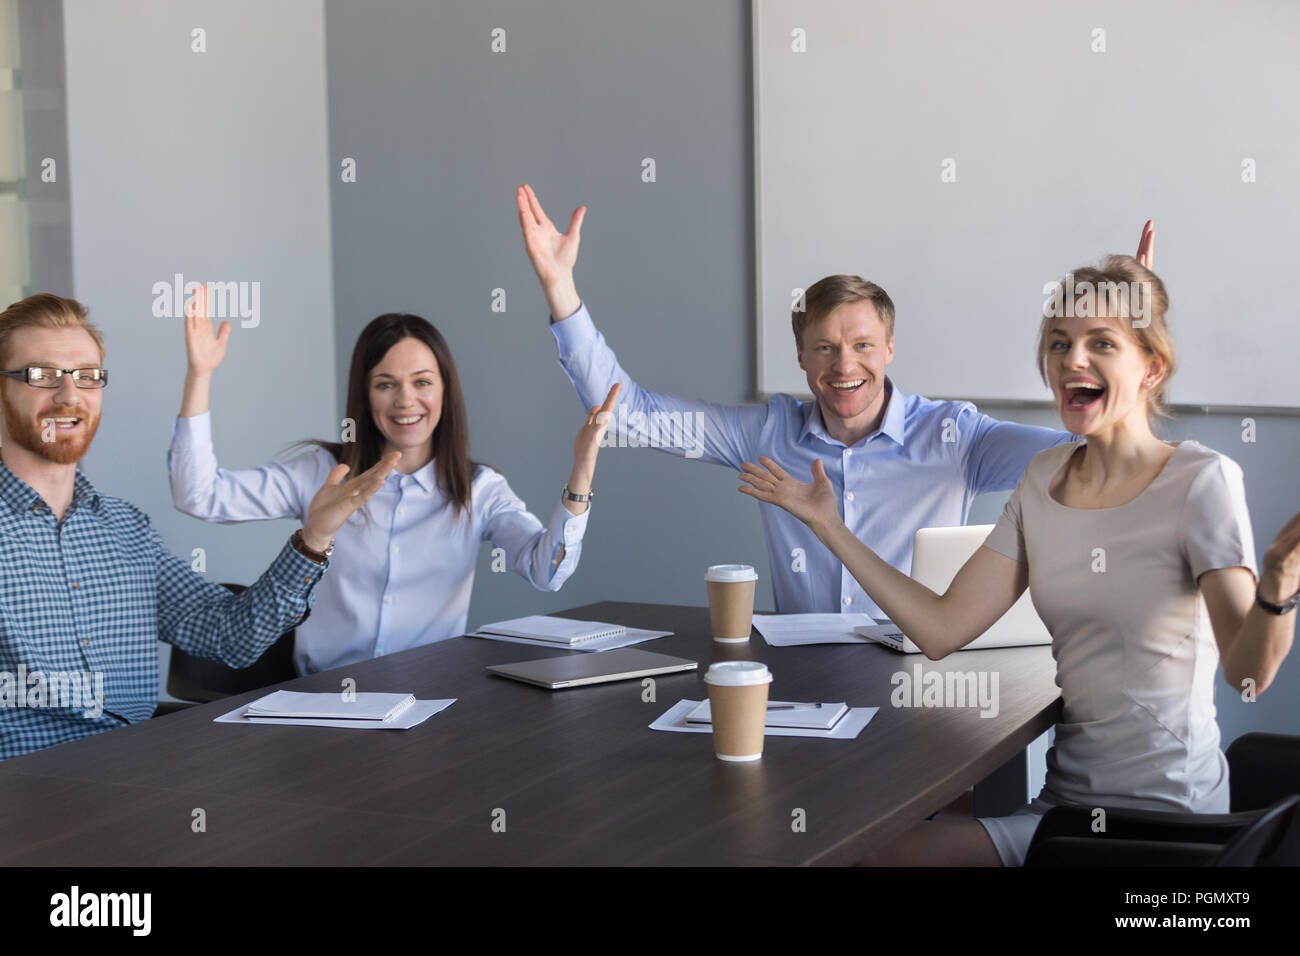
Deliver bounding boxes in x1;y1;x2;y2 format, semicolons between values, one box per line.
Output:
467;627;672;652
650;699;877;739
214;698;455;730
751;613;880;646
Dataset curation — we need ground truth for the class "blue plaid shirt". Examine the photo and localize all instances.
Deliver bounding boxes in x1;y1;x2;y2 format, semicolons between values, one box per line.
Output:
0;461;326;760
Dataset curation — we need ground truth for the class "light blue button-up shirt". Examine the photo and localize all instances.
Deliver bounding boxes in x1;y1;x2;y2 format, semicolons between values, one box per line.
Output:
552;304;1074;618
168;413;589;674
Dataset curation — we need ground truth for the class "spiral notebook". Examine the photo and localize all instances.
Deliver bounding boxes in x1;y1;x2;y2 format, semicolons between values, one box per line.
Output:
475;615;626;646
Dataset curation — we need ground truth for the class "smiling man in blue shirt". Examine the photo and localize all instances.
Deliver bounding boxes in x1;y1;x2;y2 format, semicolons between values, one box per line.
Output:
0;294;398;759
516;185;1092;618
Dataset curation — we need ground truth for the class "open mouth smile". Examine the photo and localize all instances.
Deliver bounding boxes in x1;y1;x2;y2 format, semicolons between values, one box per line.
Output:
1063;379;1106;410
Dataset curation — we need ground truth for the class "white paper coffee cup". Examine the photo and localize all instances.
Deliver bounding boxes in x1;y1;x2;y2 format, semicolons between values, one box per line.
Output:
705;565;758;643
704;660;773;761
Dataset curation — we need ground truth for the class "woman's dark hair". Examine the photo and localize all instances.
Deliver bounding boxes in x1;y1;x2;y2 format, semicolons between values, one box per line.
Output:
299;313;478;518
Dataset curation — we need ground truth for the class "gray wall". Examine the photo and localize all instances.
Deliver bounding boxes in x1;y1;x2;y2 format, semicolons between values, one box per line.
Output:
323;0;1297;742
16;0;71;295
61;0;337;695
323;0;770;615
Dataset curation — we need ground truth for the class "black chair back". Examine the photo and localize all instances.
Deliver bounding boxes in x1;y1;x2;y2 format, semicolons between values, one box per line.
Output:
1226;733;1300;812
1214;795;1300;867
164;583;298;703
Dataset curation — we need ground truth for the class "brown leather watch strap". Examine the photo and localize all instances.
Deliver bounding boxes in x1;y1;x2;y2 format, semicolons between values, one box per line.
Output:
291;529;331;565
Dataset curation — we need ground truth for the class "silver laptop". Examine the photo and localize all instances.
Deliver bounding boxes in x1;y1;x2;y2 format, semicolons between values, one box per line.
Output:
861;525;1051;653
487;648;698;689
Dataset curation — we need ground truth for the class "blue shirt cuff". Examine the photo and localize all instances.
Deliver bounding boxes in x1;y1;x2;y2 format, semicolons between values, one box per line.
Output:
549;302;597;360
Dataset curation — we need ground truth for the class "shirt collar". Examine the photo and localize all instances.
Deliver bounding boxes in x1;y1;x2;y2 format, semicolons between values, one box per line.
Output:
388;455;439;493
800;376;907;449
0;458;101;515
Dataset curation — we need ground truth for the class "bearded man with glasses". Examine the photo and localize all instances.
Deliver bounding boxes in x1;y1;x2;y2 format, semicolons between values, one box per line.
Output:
0;294;397;759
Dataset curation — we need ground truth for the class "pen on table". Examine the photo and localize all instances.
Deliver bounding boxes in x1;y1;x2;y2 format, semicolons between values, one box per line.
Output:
767;703;822;710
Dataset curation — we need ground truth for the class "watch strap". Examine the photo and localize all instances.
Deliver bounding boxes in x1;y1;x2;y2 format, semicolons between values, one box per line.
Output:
291;529;333;565
1255;585;1300;615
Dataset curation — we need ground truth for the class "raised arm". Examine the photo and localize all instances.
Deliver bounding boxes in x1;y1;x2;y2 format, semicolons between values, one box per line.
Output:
476;387;617;589
739;456;1028;659
1199;511;1299;696
169;281;307;522
516;184;765;469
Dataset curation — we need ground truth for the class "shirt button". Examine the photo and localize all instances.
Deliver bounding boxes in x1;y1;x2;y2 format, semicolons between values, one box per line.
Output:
31;503;40;511
71;582;80;589
392;546;399;554
384;596;393;605
845;492;855;501
397;507;406;516
303;576;311;584
843;596;852;606
82;638;89;645
845;449;853;456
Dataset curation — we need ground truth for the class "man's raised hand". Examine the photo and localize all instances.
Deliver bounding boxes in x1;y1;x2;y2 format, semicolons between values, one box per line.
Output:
516;183;584;321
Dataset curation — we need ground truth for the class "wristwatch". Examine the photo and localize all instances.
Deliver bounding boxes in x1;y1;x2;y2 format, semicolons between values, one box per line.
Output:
291;529;334;565
562;485;594;503
1255;585;1300;615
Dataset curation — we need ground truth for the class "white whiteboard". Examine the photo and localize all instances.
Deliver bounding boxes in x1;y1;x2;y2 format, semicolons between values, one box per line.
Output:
755;0;1300;408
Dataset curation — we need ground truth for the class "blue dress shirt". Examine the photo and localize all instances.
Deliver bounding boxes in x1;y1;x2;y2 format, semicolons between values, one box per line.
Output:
0;460;324;760
168;413;590;675
551;304;1075;618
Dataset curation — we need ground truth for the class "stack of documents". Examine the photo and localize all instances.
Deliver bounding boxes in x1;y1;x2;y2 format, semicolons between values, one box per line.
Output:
474;615;625;645
470;615;672;652
651;699;877;739
215;690;455;730
685;699;850;732
751;613;882;646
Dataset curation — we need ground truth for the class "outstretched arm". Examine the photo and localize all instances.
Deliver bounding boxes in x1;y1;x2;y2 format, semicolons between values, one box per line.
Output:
159;451;401;664
738;456;1027;659
169;281;312;522
479;386;617;587
516;183;767;469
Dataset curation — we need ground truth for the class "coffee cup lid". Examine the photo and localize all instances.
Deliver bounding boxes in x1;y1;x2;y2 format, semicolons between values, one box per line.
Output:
705;564;758;583
703;661;773;686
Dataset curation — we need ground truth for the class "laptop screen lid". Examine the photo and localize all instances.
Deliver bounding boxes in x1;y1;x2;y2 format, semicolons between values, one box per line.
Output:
907;525;1051;652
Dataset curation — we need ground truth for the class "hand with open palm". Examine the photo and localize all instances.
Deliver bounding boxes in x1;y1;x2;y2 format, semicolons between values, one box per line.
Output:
516;183;584;321
737;456;842;535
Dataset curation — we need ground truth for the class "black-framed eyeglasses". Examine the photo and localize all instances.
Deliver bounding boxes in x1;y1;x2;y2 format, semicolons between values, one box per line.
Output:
0;367;109;389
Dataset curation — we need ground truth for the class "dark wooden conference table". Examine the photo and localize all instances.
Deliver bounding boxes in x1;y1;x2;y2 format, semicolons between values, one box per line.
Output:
0;602;1061;866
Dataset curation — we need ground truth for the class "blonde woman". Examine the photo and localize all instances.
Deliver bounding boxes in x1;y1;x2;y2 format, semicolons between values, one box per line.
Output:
738;246;1300;866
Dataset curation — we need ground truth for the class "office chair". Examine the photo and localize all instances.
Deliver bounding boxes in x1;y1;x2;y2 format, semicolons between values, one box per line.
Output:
153;583;300;717
1024;733;1300;866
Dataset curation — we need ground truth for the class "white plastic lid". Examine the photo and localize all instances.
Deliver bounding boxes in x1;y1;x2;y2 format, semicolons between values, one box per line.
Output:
705;564;758;583
703;661;773;686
